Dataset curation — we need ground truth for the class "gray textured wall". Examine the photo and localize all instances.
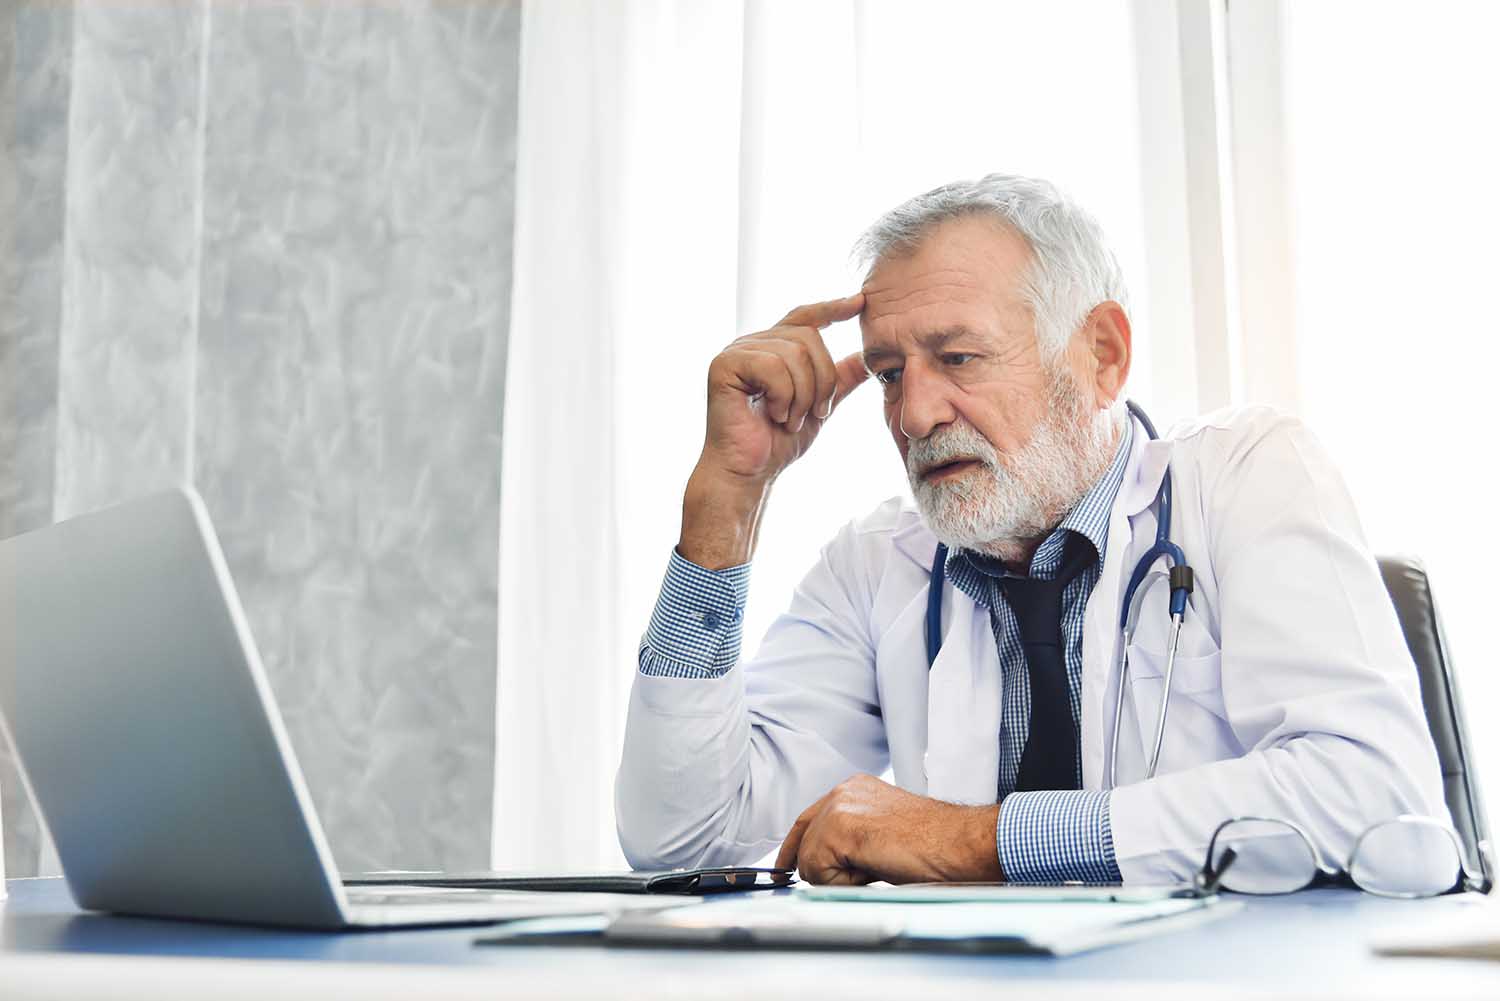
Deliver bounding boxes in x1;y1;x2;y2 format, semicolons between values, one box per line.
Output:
1;0;519;877
1;0;75;882
53;1;204;517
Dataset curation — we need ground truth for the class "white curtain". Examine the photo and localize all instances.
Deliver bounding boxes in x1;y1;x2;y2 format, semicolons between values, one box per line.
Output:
493;1;746;868
494;0;1159;869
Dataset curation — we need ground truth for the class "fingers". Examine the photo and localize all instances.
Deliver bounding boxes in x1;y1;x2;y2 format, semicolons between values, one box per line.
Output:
751;341;818;429
803;856;874;886
779;292;865;330
786;328;840;420
774;823;804;872
716;293;865;433
767;327;840;422
775;801;821;871
724;349;800;426
795;815;875;886
777;788;875;886
734;329;838;429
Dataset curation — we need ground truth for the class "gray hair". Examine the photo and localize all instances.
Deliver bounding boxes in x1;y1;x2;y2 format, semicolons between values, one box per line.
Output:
851;173;1128;360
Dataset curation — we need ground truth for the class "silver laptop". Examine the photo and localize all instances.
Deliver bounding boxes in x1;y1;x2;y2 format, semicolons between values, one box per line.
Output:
0;487;607;929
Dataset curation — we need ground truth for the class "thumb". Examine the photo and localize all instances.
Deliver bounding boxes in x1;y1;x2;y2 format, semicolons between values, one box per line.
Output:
826;352;871;415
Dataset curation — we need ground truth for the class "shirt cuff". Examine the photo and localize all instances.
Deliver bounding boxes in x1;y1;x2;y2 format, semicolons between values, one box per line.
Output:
637;549;751;679
997;789;1122;884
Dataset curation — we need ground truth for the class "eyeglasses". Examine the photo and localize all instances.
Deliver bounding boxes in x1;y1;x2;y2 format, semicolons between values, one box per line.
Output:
1195;815;1493;898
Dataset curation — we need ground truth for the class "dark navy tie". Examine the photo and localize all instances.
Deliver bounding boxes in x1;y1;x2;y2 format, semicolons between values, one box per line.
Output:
999;533;1096;792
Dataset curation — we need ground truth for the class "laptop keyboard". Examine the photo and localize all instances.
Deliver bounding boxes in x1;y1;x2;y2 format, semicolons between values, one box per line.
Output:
346;886;502;906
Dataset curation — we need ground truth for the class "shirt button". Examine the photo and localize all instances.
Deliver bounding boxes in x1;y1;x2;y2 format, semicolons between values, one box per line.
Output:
701;611;720;630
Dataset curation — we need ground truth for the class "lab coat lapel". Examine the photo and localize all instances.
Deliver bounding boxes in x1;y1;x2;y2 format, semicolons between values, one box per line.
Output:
1080;426;1172;790
923;584;1003;806
875;583;932;795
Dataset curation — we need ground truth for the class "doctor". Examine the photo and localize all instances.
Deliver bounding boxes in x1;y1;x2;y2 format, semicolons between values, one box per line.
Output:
615;173;1446;886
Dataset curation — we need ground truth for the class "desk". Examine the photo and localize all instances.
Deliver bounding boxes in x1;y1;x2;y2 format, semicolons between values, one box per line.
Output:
3;878;1499;999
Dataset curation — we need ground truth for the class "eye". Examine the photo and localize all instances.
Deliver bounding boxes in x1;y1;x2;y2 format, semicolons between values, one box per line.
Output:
874;367;903;386
941;352;977;367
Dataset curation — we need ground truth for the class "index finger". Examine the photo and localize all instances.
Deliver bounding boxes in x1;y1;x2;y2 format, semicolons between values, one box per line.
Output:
774;796;828;871
779;292;865;330
774;814;812;872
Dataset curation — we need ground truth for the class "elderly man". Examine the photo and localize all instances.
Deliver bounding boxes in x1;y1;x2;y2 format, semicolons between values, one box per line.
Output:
615;173;1446;886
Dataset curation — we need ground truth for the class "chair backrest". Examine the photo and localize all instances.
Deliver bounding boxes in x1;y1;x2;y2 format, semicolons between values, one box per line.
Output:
1377;554;1491;879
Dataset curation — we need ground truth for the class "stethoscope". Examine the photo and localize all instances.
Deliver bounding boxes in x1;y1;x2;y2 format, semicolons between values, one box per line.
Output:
924;400;1195;789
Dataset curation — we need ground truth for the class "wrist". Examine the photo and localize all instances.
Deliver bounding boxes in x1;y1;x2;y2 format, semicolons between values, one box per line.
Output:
941;803;1004;882
677;464;772;570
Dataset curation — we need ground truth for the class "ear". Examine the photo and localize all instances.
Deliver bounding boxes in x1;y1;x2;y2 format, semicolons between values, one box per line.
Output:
1080;301;1131;408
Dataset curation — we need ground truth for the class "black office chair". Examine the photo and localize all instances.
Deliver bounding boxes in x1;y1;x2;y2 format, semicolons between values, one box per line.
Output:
1377;554;1491;882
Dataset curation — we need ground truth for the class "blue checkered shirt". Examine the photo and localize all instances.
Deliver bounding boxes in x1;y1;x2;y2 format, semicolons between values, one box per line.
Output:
639;422;1133;884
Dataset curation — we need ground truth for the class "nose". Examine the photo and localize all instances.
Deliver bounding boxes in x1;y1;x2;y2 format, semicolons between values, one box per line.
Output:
896;360;958;440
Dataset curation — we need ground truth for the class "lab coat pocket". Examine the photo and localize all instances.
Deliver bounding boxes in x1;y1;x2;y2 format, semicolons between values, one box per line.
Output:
1123;643;1236;779
1123;583;1225;719
1126;644;1227;719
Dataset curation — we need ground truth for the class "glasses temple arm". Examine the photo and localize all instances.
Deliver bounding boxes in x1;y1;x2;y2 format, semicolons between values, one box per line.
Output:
1197;844;1239;895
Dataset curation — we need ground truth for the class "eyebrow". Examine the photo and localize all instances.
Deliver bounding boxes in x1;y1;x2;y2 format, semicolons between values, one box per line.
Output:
862;326;984;369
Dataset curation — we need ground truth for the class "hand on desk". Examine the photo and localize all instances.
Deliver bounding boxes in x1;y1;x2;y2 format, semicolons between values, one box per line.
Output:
775;773;1003;885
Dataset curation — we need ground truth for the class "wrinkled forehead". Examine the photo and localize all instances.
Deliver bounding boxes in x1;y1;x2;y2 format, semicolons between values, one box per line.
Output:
858;215;1035;347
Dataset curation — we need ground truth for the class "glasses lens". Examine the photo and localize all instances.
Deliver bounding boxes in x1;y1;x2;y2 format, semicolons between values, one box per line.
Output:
1212;819;1317;894
1350;819;1462;897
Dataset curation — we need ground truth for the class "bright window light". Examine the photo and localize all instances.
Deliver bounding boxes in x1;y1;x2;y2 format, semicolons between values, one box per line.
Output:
1282;2;1500;804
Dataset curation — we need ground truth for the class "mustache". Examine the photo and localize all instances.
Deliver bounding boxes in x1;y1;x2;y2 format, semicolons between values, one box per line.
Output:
906;423;1000;476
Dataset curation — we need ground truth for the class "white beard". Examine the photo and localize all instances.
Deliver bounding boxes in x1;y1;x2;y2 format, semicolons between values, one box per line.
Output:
906;370;1119;564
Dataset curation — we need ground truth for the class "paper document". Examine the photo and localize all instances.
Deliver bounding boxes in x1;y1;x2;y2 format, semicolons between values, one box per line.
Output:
479;893;1237;956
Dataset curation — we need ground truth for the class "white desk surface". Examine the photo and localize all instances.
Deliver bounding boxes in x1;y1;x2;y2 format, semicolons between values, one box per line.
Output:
4;877;1500;999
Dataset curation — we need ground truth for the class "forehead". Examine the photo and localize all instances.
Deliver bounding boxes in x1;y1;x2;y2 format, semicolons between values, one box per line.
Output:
859;214;1033;348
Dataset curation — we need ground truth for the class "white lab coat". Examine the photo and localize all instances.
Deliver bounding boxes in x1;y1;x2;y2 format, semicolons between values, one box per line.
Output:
615;406;1448;883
